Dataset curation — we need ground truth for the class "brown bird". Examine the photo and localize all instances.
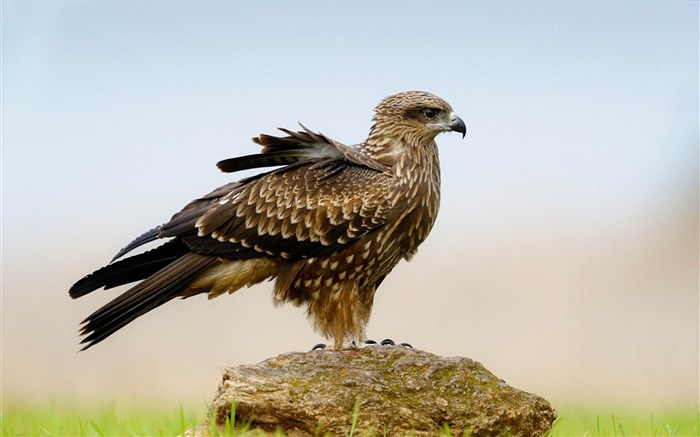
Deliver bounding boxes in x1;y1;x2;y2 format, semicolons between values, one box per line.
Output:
70;91;466;350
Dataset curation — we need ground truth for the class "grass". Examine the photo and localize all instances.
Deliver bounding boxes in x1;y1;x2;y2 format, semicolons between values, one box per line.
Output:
546;407;699;437
1;402;698;436
1;401;202;436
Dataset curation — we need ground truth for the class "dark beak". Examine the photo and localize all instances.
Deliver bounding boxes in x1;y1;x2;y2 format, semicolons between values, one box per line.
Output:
450;115;467;139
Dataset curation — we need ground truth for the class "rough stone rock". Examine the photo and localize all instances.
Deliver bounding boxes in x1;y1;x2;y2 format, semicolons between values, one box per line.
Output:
189;347;556;436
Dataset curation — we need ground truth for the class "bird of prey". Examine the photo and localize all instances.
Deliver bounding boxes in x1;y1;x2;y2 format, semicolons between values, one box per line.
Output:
70;90;466;350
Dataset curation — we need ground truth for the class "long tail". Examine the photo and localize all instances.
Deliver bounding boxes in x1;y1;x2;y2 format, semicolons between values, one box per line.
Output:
69;240;188;298
77;252;218;350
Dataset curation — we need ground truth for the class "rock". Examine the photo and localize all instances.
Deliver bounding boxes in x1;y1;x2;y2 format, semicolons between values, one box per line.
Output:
188;347;556;436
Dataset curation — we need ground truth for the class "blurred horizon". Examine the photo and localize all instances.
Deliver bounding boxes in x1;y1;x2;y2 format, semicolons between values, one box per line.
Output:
2;1;698;410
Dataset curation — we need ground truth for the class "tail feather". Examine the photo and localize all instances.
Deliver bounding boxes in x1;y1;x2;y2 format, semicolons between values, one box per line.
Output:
78;253;217;350
69;240;188;299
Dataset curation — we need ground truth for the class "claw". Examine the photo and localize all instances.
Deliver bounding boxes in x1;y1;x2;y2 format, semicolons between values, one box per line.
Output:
380;338;395;346
311;343;326;351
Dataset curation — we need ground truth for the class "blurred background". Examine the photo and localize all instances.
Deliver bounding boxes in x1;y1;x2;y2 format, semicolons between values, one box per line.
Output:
3;2;697;412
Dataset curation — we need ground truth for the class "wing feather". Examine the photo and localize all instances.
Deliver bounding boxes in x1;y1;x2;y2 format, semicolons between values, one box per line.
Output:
216;124;346;173
150;128;393;261
190;162;391;258
153;163;393;261
111;226;161;262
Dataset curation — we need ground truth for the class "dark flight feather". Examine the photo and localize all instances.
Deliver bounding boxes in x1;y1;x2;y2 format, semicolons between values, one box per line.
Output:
78;253;217;350
69;240;188;298
110;226;161;262
217;123;345;173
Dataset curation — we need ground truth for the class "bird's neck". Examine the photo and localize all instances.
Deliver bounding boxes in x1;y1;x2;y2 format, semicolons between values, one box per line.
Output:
362;130;440;169
392;140;441;190
384;141;442;257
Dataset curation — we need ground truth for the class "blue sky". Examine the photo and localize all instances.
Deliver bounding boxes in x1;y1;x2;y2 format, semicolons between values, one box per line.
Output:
2;1;698;407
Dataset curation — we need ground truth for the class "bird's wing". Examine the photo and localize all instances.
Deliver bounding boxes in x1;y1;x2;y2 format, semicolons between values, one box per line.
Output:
160;158;394;260
110;126;393;262
107;181;243;262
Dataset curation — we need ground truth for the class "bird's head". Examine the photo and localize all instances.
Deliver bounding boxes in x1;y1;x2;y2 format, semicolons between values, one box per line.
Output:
367;91;466;149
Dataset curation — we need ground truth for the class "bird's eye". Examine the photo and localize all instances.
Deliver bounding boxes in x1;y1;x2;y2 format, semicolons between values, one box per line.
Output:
421;108;438;120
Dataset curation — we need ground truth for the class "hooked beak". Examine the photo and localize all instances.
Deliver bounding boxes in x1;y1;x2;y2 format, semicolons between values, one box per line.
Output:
450;114;467;139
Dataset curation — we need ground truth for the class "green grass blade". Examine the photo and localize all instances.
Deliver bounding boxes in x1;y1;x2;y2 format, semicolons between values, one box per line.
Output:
348;399;360;437
89;419;104;436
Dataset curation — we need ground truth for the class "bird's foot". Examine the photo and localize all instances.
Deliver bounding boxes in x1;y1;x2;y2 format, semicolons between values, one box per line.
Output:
310;342;358;351
363;338;413;348
310;339;413;351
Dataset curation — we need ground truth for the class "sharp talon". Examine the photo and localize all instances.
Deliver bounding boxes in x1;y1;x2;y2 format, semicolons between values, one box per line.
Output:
380;338;395;346
363;340;378;346
400;342;413;349
311;343;326;351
